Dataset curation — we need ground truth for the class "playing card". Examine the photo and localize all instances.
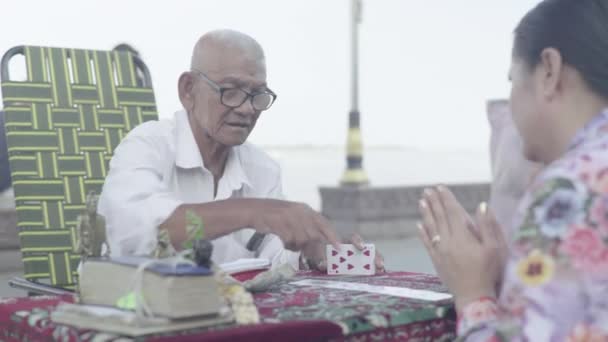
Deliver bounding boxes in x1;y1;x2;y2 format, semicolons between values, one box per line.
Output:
326;243;375;275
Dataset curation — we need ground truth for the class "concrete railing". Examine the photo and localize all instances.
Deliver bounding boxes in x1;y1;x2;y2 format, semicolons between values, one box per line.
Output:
0;183;492;249
320;183;491;239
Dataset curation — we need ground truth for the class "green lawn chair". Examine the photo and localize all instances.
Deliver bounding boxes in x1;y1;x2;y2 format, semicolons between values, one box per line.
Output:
0;46;158;293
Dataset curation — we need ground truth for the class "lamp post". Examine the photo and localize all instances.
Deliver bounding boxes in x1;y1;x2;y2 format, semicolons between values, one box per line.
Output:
340;0;369;186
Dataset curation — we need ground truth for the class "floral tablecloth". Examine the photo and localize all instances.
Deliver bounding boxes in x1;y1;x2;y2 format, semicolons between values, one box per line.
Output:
0;271;456;341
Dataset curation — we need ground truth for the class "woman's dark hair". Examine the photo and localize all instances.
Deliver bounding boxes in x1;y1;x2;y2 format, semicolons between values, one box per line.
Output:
514;0;608;97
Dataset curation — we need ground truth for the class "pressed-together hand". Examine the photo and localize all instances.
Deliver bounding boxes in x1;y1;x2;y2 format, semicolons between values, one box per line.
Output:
300;233;386;274
417;186;507;311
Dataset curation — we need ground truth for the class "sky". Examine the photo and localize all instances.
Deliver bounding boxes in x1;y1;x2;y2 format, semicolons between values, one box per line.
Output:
0;0;541;150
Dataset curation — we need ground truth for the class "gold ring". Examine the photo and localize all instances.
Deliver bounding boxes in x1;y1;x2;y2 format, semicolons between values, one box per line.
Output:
431;235;441;245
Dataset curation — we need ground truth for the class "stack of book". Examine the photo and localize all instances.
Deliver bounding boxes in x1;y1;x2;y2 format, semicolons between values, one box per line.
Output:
51;256;234;337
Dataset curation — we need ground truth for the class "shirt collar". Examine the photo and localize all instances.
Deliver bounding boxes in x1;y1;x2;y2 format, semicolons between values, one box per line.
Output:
223;148;252;191
174;109;252;190
568;108;608;151
175;109;204;169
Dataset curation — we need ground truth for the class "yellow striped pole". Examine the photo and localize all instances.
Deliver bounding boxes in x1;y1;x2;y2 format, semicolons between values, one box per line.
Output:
341;0;368;186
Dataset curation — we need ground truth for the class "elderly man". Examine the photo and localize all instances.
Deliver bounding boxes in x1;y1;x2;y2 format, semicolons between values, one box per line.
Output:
99;30;384;272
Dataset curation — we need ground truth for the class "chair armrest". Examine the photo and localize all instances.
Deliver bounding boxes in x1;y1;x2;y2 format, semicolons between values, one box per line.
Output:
8;277;74;296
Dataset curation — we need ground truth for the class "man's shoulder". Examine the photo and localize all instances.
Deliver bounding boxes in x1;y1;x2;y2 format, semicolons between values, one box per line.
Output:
111;113;179;161
235;143;281;176
126;116;176;141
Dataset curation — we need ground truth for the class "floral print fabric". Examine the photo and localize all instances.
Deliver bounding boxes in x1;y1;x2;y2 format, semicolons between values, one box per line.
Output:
458;109;608;341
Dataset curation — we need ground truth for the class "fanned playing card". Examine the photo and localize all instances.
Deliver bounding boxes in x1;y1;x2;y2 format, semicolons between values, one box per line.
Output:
326;243;375;275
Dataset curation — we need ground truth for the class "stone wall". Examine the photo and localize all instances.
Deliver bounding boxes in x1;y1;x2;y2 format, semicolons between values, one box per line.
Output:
320;183;491;239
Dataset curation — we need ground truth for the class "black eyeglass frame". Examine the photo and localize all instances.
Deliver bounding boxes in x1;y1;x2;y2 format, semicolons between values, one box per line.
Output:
192;69;277;111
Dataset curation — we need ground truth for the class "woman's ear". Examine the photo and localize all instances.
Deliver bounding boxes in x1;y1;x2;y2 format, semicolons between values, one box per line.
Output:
538;47;563;101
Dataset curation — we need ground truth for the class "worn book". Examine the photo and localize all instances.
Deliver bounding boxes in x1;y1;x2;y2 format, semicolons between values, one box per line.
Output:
78;256;225;319
51;302;234;337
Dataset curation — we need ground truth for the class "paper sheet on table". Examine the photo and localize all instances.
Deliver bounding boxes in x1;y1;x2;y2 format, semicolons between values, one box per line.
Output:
53;302;170;325
291;279;452;302
219;258;271;274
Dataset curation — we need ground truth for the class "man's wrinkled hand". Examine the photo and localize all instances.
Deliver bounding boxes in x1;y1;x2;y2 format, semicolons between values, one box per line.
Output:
249;199;341;251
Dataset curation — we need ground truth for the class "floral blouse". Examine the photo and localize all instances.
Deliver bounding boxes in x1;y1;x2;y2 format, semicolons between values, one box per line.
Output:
458;109;608;341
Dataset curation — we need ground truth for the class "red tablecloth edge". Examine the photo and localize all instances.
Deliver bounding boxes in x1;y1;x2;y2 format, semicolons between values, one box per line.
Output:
148;319;342;342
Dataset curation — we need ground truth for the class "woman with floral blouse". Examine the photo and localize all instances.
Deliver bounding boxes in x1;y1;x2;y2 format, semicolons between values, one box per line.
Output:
417;0;608;340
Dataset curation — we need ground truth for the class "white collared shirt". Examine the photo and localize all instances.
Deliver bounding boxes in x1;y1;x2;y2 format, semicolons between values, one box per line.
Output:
98;109;299;269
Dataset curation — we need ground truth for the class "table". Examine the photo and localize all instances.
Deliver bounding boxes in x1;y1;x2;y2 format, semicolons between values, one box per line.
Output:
0;271;456;341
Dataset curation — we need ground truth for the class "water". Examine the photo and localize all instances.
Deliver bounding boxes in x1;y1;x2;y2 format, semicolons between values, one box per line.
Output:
265;145;491;209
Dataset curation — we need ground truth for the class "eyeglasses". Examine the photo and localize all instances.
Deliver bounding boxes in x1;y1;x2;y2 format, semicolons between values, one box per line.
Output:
192;69;277;111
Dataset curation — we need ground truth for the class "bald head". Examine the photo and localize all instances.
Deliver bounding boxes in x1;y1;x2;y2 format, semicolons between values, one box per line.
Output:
178;29;270;147
191;29;265;73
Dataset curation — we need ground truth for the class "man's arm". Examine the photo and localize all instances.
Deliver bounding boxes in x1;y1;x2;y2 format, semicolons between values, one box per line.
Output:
100;131;255;255
100;131;339;256
160;199;265;250
242;174;301;269
162;197;340;252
